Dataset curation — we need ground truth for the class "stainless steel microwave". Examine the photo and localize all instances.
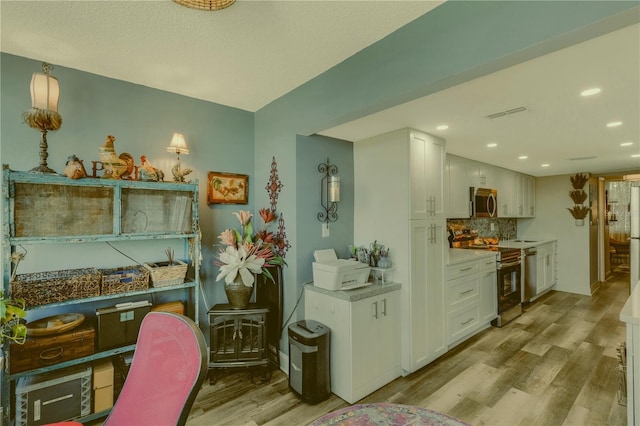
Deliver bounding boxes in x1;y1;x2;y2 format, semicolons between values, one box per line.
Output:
470;187;498;218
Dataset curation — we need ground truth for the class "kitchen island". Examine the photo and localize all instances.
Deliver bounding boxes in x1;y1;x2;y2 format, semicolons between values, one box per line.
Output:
620;281;640;426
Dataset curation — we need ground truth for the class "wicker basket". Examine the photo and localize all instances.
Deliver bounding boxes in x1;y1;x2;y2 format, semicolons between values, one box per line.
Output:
144;260;188;288
11;268;101;307
100;266;149;295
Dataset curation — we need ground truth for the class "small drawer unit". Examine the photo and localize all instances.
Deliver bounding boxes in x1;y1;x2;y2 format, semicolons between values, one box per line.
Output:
15;366;92;426
446;274;480;309
447;260;481;281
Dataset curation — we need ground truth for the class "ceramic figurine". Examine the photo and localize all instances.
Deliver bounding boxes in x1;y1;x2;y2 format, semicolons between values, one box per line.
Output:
98;135;128;179
139;155;164;182
63;155;88;179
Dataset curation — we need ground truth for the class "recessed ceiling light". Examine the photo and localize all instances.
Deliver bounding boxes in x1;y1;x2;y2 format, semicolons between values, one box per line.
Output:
607;121;623;128
436;125;449;131
621;142;634;147
632;154;640;158
518;155;528;160
580;88;601;97
487;143;497;148
541;163;550;167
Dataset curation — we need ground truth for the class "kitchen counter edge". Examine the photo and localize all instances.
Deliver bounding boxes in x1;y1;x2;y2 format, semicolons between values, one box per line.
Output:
306;282;401;302
447;249;497;266
620;282;640;325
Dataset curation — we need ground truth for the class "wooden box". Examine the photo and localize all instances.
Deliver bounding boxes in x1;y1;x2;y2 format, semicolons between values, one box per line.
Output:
10;324;96;374
150;301;185;315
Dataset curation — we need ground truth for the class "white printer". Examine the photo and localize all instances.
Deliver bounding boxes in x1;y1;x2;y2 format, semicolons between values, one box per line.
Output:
312;249;371;291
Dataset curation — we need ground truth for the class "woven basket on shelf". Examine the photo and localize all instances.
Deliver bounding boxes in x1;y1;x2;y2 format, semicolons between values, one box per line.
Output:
11;268;101;307
144;260;188;288
100;266;149;295
173;0;235;11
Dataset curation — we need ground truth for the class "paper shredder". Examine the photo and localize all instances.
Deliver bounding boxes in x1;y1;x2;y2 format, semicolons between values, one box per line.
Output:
288;320;330;404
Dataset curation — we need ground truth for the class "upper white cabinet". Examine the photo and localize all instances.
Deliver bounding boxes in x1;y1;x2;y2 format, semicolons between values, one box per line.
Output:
445;154;535;218
495;168;518;217
410;132;445;220
518;174;536;217
355;128;446;374
446;155;475;219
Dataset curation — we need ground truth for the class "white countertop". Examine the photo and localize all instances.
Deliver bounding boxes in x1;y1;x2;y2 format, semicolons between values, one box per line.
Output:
620;282;640;325
447;248;497;266
306;281;401;302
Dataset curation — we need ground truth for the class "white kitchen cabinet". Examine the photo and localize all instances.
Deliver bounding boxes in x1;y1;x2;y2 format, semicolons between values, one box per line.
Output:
480;265;498;323
354;128;446;374
411;220;447;368
411;132;445;220
518;174;536;217
496;168;518;218
446;155;475;219
445;154;536;218
446;255;496;345
305;286;401;404
536;242;557;294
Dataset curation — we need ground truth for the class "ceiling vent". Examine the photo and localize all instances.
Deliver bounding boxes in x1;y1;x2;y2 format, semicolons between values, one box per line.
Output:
485;106;528;119
569;156;597;161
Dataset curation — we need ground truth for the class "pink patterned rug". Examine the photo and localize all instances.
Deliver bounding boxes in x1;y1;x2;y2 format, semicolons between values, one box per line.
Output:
309;403;471;426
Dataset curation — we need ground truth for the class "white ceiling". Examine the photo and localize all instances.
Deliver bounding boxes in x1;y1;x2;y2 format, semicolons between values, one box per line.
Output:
1;1;639;178
320;22;640;177
0;0;441;112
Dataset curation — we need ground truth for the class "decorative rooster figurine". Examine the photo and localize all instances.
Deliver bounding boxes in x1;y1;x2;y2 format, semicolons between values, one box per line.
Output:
98;135;128;179
172;161;192;183
139;155;164;182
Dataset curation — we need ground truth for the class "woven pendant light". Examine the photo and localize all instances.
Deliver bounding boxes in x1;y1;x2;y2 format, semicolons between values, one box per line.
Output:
173;0;235;11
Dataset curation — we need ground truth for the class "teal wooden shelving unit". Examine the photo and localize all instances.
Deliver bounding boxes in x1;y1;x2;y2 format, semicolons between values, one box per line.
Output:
1;165;201;425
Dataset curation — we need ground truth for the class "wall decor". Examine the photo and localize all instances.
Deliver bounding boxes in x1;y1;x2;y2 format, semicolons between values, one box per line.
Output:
265;156;283;212
567;172;590;225
207;171;249;204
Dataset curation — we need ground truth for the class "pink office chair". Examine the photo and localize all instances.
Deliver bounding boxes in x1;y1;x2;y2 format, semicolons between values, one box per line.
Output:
103;311;208;426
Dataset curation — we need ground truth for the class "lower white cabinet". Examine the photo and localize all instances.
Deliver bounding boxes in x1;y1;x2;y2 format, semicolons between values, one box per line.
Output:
446;255;496;345
305;286;401;404
536;242;557;295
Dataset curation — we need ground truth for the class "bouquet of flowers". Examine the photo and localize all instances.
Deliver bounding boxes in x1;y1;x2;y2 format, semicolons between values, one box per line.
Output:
215;209;286;287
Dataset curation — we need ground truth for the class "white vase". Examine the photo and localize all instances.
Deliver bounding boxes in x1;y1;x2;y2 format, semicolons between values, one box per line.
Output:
575;219;585;226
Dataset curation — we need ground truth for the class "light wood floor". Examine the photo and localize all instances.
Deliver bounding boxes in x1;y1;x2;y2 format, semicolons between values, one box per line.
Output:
187;271;630;426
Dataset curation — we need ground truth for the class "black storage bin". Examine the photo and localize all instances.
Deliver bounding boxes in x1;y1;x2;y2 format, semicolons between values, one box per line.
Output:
96;302;151;350
288;320;330;404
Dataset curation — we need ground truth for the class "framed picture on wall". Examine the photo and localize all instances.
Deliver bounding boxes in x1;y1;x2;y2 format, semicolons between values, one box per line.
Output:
207;171;249;205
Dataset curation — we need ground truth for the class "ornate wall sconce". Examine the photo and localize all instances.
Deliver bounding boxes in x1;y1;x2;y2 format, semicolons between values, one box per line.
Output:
317;158;340;223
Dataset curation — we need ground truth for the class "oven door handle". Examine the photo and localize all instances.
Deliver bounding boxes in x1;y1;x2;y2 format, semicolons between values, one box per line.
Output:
498;260;521;269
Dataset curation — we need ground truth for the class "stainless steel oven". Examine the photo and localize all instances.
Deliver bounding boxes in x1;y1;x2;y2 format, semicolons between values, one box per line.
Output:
493;248;522;327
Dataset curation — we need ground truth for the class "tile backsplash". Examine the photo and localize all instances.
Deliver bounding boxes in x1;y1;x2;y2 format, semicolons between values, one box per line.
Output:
446;218;517;240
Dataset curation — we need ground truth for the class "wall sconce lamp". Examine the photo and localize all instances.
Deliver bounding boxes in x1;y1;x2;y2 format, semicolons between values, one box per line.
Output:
22;62;62;174
166;132;192;183
317;158;340;223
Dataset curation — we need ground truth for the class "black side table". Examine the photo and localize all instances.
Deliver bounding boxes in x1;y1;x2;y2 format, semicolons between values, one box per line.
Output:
208;304;269;383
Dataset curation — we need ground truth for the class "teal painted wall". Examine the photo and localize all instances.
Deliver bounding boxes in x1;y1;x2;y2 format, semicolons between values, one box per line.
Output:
0;53;255;327
294;134;354;318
